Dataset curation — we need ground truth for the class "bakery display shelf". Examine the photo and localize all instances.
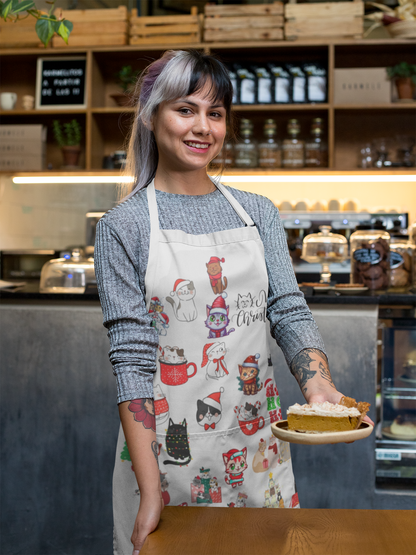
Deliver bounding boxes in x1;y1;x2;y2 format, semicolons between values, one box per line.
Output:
91;107;135;113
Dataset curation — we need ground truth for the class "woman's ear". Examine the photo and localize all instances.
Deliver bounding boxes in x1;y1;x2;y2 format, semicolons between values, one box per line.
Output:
141;117;154;132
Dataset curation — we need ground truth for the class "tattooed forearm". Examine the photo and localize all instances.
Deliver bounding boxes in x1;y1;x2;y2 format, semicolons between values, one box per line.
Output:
290;350;317;393
319;362;335;388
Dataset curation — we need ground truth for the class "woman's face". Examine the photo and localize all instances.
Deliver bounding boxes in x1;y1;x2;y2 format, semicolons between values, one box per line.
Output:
150;81;227;173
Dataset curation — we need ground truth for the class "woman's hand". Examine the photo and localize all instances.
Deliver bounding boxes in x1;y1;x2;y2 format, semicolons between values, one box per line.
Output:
132;493;164;555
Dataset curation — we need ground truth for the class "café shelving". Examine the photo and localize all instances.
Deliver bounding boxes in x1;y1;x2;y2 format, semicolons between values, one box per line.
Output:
0;38;415;173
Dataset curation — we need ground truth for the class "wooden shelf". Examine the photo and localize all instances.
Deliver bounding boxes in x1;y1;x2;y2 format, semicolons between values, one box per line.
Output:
1;38;415;174
233;104;329;111
334;103;416;110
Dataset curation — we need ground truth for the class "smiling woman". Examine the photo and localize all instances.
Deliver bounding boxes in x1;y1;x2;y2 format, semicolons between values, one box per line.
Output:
94;49;355;555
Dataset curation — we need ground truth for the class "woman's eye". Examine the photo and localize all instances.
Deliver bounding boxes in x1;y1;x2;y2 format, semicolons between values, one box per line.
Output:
178;107;192;115
210;111;222;118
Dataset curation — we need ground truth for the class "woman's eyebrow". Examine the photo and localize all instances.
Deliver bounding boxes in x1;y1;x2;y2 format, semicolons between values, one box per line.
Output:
172;98;224;109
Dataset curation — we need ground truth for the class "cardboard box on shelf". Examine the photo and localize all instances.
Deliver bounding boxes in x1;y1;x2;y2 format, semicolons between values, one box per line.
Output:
334;68;391;105
0;125;47;171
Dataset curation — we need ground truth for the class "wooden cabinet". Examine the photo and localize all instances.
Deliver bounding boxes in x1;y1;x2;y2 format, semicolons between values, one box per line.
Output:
0;39;415;174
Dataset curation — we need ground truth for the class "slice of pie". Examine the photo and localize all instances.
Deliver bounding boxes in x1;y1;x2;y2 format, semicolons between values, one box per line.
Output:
287;396;370;434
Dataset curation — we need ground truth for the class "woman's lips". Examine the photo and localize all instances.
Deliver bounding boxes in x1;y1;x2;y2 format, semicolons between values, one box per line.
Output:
184;140;210;153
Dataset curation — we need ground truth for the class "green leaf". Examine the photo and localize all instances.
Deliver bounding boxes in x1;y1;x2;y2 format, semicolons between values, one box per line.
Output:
57;19;72;44
35;16;55;46
11;0;35;14
2;0;14;19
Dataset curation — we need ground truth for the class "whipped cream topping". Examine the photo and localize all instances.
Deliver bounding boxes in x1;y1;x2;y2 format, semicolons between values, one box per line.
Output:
287;402;360;418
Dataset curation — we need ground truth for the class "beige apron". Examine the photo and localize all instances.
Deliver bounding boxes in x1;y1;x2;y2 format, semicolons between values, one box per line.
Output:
113;180;298;554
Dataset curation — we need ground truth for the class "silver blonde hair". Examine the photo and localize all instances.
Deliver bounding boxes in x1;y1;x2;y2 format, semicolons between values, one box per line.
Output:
119;50;234;200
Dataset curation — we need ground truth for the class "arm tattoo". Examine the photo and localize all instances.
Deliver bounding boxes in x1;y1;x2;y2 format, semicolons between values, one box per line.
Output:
319;362;335;389
128;398;156;432
151;440;159;465
290;350;317;393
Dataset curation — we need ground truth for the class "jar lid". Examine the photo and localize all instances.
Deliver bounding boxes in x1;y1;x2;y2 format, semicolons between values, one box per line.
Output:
355;223;386;231
390;233;409;239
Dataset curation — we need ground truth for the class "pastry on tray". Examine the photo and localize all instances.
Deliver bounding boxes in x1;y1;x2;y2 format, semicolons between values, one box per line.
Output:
287;396;370;434
390;415;416;440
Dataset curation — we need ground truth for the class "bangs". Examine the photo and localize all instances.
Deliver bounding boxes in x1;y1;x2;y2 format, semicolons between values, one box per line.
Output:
186;53;233;110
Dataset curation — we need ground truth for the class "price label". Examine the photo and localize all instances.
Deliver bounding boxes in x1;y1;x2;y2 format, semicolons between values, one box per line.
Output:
390;251;404;269
353;248;381;265
376;449;402;461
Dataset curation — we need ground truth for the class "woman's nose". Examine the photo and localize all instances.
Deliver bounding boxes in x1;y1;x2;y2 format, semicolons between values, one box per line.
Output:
193;114;211;136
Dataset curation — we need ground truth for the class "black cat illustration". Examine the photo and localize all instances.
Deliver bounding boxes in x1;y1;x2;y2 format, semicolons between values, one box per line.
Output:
163;418;192;466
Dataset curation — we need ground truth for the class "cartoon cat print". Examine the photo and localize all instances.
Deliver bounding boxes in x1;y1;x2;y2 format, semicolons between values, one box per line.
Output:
196;388;224;431
206;256;227;294
201;342;228;380
252;438;269;473
237;353;263;396
222;447;248;488
236;293;254;310
149;296;169;336
205;293;235;339
166;279;197;322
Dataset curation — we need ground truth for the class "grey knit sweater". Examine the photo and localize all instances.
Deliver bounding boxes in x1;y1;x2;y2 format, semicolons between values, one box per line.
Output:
94;183;326;404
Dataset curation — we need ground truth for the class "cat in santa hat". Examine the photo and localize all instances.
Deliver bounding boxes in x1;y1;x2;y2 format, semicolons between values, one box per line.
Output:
165;278;197;322
205;293;235;339
196;388;224;431
201;342;229;380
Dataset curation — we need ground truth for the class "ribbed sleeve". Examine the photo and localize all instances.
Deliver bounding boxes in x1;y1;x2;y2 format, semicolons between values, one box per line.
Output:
95;185;326;404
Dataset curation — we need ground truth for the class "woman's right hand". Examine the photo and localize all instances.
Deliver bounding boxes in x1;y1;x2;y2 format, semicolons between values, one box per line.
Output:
132;493;164;555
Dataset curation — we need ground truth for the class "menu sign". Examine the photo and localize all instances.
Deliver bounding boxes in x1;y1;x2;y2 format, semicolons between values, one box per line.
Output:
35;57;87;110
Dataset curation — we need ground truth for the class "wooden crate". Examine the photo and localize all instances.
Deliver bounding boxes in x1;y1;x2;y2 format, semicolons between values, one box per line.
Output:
129;7;201;46
285;0;364;41
52;5;128;47
204;2;284;42
0;17;41;48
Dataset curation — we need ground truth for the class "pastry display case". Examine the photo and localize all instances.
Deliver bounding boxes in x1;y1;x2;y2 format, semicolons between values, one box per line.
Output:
301;225;348;283
376;307;416;490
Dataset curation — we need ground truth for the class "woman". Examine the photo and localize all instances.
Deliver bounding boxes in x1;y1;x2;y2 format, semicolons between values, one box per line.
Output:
95;49;348;555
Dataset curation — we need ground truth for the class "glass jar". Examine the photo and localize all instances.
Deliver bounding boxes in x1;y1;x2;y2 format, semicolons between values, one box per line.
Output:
282;119;304;168
210;141;235;169
304;118;328;168
389;234;415;291
258;119;281;168
234;118;258;168
301;225;348;283
350;224;390;290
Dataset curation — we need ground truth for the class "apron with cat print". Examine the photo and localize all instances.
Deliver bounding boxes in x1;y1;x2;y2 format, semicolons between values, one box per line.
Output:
112;180;298;554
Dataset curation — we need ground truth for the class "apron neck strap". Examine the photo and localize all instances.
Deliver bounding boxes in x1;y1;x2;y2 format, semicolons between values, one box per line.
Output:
210;177;255;227
146;178;255;228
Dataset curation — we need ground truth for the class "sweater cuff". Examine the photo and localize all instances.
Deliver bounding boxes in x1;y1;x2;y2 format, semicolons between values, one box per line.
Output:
114;367;155;404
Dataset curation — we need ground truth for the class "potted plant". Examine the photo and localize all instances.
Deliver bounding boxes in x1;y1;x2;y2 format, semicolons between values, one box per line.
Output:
387;62;416;101
110;65;140;107
52;119;82;167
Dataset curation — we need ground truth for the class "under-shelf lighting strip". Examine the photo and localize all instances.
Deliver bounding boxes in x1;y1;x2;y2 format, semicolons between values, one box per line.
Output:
12;174;416;184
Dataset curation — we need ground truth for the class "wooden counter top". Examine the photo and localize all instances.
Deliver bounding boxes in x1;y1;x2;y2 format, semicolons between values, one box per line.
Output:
141;507;416;555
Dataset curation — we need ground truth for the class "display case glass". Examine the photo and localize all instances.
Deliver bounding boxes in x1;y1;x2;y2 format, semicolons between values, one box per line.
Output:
376;308;416;490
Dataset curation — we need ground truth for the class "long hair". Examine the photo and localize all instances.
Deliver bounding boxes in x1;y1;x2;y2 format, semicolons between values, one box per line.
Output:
119;50;234;200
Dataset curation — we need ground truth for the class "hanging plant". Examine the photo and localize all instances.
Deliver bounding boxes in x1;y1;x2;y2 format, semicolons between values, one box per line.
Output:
0;0;73;46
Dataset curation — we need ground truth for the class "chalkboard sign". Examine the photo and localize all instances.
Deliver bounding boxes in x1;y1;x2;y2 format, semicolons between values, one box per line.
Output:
35;57;87;110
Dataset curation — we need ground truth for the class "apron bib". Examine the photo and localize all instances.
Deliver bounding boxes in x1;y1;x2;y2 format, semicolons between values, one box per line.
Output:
113;181;298;554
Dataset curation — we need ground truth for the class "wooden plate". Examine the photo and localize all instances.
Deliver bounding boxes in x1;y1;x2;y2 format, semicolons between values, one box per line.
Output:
271;420;373;445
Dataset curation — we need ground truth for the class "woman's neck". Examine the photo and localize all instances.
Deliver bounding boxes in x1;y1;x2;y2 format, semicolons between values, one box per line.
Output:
154;166;216;196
